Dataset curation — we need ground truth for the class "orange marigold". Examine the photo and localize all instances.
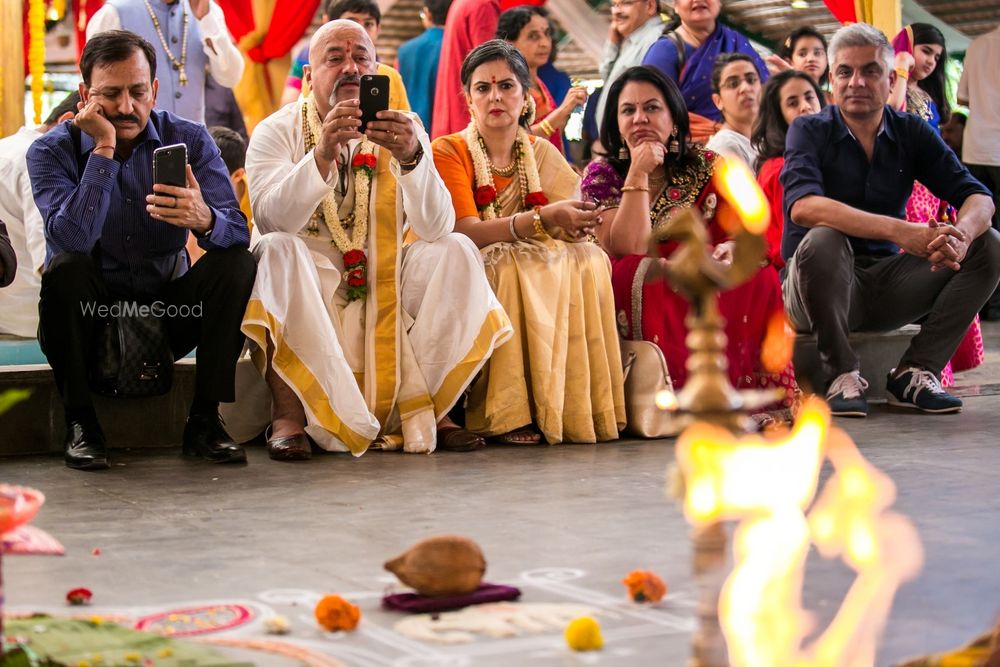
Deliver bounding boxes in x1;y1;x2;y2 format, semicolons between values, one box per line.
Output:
314;594;361;632
622;570;667;603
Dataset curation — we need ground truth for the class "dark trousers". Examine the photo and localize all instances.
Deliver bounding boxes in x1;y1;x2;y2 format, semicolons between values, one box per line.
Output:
969;164;1000;315
782;226;1000;382
38;247;256;413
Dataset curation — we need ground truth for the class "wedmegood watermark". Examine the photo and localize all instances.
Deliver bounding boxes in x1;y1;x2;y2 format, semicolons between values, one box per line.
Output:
80;301;203;318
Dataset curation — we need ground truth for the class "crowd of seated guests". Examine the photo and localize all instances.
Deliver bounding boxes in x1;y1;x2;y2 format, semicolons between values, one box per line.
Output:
2;3;998;472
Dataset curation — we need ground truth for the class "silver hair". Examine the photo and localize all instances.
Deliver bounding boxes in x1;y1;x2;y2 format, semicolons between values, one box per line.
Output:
827;23;894;74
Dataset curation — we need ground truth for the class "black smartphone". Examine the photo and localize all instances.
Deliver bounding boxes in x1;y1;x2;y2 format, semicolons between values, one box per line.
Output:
359;74;390;133
153;143;187;188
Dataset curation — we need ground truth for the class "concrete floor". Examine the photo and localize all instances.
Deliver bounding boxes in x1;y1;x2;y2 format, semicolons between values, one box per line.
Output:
4;331;1000;666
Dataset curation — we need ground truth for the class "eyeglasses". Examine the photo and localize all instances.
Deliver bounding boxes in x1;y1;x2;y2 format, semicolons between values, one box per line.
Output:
610;0;643;10
721;73;760;90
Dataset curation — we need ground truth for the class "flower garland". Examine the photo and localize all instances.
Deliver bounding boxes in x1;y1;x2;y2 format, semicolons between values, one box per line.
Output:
28;0;46;124
463;122;547;221
302;95;377;301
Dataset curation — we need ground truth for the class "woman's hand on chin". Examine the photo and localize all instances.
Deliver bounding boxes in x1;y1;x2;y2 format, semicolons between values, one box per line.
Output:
628;141;665;177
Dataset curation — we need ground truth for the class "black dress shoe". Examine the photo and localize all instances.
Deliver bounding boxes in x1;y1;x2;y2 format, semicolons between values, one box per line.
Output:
64;420;110;471
267;432;312;461
182;414;247;463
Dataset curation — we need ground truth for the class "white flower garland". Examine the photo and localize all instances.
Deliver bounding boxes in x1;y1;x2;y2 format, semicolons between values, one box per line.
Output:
303;95;377;253
462;122;545;220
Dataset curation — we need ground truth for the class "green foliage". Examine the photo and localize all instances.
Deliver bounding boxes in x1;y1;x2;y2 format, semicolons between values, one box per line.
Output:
0;389;31;416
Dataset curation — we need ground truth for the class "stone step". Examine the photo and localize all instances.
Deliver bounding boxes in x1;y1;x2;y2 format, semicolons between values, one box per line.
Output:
0;360;197;457
792;325;920;402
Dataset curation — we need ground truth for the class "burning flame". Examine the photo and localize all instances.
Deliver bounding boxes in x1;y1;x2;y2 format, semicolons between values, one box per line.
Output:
675;398;923;667
761;310;795;373
656;389;679;411
713;157;770;236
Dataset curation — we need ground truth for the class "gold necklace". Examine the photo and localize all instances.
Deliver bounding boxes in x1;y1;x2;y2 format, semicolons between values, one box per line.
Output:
142;0;189;86
479;137;519;177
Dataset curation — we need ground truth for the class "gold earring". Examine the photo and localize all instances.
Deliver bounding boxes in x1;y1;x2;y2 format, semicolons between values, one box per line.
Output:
668;128;680;154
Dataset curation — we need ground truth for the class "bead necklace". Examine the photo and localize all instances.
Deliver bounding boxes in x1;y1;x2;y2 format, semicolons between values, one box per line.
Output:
142;0;189;86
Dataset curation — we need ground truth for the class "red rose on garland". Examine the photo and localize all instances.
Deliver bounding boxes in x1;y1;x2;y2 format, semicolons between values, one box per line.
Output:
351;153;377;175
66;587;93;605
474;185;497;208
524;191;548;208
342;250;368;301
343;249;366;267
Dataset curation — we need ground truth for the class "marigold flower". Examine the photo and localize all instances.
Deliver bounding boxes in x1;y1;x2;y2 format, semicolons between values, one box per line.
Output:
565;616;603;651
314;594;361;632
622;569;667;603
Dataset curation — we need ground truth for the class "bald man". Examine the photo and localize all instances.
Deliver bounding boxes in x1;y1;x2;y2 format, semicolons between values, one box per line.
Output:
240;21;512;460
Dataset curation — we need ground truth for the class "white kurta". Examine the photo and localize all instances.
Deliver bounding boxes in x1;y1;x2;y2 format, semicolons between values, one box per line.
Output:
236;101;511;454
0;126;46;337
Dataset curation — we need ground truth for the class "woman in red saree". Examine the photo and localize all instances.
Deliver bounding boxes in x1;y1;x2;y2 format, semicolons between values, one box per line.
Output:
581;65;796;408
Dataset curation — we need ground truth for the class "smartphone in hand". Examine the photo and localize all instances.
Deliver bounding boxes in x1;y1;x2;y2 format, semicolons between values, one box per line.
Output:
359;74;390;133
153;143;187;188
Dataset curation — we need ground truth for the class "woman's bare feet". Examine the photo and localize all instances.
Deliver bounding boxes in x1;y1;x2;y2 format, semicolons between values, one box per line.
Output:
491;424;543;445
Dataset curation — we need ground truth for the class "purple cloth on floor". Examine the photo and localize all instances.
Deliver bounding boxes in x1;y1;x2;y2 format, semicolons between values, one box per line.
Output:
381;583;522;613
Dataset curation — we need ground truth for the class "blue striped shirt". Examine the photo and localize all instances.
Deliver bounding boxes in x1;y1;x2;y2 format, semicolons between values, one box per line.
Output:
27;109;248;297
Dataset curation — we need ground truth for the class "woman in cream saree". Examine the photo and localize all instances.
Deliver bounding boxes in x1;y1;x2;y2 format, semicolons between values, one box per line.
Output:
432;41;624;445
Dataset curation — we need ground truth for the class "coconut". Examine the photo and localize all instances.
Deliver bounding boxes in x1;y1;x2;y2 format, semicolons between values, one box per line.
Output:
384;535;486;597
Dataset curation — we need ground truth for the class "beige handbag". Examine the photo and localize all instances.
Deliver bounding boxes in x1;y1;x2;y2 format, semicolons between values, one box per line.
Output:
620;339;684;439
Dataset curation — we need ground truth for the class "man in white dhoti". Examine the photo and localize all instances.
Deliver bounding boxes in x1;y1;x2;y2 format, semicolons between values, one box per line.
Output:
243;20;512;460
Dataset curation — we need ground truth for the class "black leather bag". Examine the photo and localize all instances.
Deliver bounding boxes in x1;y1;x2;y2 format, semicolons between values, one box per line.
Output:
89;302;174;398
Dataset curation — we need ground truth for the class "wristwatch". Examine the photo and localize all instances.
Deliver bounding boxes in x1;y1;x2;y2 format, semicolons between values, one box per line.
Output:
399;145;424;172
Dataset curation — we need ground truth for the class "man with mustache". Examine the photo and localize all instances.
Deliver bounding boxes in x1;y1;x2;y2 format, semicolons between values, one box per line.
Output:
780;23;999;417
239;20;511;460
27;30;256;470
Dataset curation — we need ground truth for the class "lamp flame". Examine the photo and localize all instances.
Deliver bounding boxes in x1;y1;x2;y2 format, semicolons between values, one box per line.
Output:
676;398;923;666
761;310;795;373
656;389;679;411
713;157;770;235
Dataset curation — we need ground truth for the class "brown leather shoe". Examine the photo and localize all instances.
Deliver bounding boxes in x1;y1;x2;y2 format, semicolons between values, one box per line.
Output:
437;425;485;452
267;433;312;461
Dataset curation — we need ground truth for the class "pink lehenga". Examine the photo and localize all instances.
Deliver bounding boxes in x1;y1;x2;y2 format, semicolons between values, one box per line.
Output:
902;87;984;386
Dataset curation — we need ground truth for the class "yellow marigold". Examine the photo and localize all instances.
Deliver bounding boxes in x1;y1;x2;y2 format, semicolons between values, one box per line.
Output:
123;653;142;663
314;594;361;632
622;569;667;603
565;616;603;652
77;661;91;667
157;648;174;658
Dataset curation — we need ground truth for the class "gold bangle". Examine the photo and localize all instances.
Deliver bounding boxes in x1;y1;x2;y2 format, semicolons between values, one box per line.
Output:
539;119;555;136
894;67;909;80
621;185;649;193
532;206;548;238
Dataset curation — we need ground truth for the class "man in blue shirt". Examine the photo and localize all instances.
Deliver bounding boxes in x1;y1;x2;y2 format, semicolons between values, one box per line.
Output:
395;0;450;131
780;23;999;418
27;30;255;470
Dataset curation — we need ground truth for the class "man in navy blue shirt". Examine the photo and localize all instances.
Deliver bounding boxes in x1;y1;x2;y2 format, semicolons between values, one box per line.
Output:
780;23;999;418
27;30;255;470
